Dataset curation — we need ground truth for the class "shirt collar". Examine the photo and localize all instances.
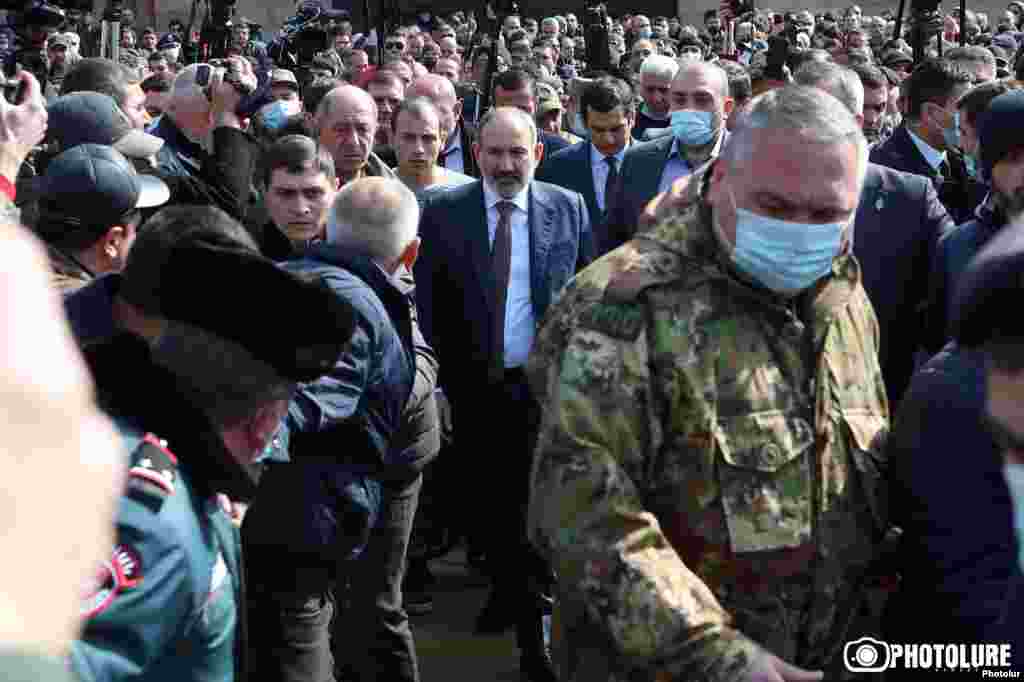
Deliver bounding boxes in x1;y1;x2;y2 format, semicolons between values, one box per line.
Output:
483;180;529;213
443;127;461;154
590;140;630;166
906;127;947;171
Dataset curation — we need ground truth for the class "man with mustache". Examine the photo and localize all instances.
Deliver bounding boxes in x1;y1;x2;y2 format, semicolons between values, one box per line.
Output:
415;107;593;681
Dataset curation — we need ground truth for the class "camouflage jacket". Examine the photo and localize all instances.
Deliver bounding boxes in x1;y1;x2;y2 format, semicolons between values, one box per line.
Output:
526;171;891;682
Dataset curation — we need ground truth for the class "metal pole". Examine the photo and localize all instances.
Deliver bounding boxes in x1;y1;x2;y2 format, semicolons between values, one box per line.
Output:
959;0;967;45
893;0;907;47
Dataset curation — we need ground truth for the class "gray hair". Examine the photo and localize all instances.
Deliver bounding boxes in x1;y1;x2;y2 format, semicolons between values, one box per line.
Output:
793;60;865;117
477;105;538;147
724;85;869;192
639;54;679;81
326;178;420;267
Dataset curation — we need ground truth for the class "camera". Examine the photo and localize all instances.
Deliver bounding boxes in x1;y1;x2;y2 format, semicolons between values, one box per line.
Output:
844;637;891;673
267;1;349;76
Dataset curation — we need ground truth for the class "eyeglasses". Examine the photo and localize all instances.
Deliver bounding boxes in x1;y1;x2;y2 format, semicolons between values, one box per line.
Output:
385;42;405;50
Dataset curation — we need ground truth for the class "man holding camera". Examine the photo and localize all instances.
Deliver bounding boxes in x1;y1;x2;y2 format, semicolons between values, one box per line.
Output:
149;58;258;221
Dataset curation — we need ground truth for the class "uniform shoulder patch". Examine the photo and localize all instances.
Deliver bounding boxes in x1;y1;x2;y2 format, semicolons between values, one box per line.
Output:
603;243;683;304
126;434;178;513
82;544;144;618
578;302;645;341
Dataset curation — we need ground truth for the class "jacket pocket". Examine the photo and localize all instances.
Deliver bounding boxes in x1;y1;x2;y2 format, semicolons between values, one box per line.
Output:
716;410;815;553
843;411;889;534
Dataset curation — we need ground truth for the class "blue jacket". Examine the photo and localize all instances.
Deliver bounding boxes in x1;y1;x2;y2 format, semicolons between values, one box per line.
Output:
243;249;418;570
537;140;611;255
885;343;1024;655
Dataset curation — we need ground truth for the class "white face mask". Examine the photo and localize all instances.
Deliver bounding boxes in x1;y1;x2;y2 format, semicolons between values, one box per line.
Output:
1003;462;1024;574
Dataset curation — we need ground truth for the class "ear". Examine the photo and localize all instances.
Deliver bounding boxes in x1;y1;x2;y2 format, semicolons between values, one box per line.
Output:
705;156;729;206
855;112;865;128
722;96;735;117
472;141;482;166
102;226;126;260
534;139;545;167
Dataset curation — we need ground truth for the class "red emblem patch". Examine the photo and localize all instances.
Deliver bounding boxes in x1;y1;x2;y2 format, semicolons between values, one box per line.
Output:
81;544;143;618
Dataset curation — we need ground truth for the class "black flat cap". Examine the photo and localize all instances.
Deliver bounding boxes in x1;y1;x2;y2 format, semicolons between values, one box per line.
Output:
952;219;1024;348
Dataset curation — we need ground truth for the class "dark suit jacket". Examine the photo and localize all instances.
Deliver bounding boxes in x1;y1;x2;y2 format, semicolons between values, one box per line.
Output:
853;162;954;407
536;141;607;252
604;134;675;253
869;125;983;225
539;131;570;170
884;343;1024;659
414;180;594;411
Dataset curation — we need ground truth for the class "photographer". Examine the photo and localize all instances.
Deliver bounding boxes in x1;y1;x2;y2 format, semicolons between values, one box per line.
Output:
0;70;47;222
147;58;260;220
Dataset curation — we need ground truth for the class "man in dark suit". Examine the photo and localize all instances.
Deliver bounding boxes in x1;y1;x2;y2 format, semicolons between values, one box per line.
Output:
869;59;980;224
604;59;732;252
490;69;570;169
795;60;957;405
538;76;635;257
415;107;593;682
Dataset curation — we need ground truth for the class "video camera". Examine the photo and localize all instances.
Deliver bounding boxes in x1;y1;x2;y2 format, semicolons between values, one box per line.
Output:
268;1;349;74
583;4;612;73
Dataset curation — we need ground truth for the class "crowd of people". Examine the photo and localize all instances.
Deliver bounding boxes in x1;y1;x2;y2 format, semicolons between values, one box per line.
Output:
5;1;1024;681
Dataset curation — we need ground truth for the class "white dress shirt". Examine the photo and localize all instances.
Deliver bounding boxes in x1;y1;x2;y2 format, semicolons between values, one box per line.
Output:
590;141;630;212
657;130;726;194
440;127;465;174
906;127;947;173
483;181;535;369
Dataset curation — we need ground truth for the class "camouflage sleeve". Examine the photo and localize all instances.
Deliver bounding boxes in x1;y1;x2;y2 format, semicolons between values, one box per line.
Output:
526;275;762;681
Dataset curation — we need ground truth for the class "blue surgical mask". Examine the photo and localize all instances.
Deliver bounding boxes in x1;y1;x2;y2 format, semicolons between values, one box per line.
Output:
670;109;716;147
260;100;295;132
637;27;652;38
1003;462;1024;575
943;110;961;150
723;187;846;295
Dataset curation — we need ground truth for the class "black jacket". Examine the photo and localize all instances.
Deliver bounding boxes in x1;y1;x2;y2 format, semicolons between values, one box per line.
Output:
885;343;1024;655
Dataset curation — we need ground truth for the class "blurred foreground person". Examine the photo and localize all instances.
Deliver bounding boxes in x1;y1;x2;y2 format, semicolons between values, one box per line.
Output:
528;86;890;682
0;221;121;681
67;205;356;682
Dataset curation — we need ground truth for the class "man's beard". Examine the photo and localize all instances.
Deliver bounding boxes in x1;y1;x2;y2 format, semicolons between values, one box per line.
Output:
995;186;1024;221
491;171;529;199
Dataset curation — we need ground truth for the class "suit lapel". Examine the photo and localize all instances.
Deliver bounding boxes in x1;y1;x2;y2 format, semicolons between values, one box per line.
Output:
467;183;495;314
648;136;675;196
529;183;555;314
580;144;600;218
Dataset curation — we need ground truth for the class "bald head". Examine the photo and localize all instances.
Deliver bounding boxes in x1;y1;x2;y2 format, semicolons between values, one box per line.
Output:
316;84;377;124
408;74;461;138
317;85;379;179
326;177;420;270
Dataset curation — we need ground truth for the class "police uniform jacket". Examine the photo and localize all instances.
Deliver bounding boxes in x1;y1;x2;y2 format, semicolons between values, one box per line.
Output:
70;333;253;682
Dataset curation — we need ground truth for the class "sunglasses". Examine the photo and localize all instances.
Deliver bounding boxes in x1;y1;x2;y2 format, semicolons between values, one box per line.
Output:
385;42;405;50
